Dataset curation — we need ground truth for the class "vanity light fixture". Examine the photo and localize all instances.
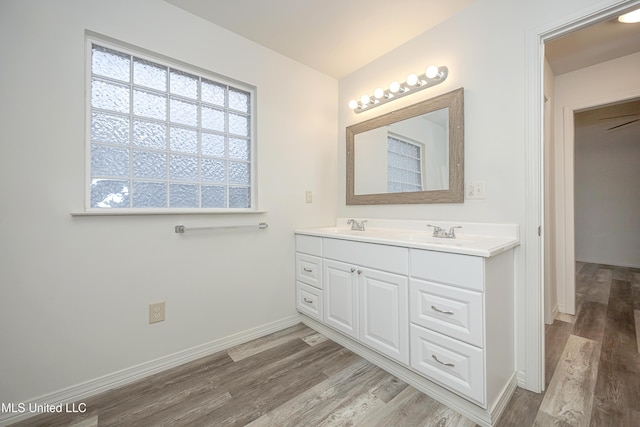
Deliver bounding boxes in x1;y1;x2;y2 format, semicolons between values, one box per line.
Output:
618;7;640;23
348;65;448;114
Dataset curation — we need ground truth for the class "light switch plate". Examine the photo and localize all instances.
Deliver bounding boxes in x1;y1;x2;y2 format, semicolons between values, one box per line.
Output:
466;182;486;200
305;190;313;203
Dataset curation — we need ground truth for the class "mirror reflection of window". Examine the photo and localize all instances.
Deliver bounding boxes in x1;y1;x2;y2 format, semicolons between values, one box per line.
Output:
353;107;449;195
387;134;423;193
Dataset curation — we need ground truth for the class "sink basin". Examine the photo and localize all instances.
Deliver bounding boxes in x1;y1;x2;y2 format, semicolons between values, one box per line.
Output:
402;233;475;245
310;227;361;234
308;227;474;245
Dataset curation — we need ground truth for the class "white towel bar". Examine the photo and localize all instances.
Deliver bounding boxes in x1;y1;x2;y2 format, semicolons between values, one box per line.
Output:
175;222;268;234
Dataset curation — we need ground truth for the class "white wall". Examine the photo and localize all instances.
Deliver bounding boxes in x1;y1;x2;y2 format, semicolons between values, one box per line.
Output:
338;0;629;384
553;51;640;312
0;0;337;407
354;127;388;194
574;110;640;267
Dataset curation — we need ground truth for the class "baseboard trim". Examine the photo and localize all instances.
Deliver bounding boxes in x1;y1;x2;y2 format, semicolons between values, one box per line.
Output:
0;315;301;427
517;369;527;388
301;316;516;427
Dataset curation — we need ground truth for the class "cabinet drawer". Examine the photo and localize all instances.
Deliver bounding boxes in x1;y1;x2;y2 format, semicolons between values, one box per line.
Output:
296;253;322;289
295;234;322;256
410;325;485;406
324;238;408;275
296;282;323;321
410;249;483;291
410;279;483;347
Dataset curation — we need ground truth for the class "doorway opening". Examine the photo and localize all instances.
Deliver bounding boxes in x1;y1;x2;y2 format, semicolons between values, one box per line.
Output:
540;2;640;394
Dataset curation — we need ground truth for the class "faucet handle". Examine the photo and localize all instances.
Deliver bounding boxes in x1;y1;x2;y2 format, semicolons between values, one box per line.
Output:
347;219;361;230
427;224;444;237
448;226;462;238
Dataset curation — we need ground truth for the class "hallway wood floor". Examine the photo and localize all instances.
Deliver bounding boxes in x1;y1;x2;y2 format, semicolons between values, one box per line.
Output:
11;263;640;427
498;262;640;427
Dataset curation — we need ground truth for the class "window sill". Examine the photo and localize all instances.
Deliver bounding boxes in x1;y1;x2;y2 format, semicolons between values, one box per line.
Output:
70;209;267;217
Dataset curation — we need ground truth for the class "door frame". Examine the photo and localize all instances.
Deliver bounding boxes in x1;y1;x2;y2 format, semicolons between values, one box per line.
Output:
524;0;640;392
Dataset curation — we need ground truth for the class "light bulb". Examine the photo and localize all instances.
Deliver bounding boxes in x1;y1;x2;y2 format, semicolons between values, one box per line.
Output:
348;99;359;110
389;81;401;93
374;88;385;99
426;65;439;79
618;8;640;23
406;74;419;86
360;94;371;105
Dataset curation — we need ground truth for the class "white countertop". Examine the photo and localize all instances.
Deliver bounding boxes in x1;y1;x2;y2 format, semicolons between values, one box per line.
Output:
295;218;520;257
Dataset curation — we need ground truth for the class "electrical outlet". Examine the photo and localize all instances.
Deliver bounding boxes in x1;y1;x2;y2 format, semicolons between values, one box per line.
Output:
149;302;165;324
466;181;486;200
305;190;313;203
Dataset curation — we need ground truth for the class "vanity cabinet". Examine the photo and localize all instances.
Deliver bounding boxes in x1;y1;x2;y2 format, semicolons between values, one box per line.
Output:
295;222;518;426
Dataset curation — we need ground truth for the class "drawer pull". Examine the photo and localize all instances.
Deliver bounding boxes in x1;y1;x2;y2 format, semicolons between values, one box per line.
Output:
303;267;313;272
303;298;313;303
432;354;455;367
431;305;454;315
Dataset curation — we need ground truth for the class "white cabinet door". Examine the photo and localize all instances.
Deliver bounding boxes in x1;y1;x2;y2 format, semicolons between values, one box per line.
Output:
359;267;409;365
323;259;358;338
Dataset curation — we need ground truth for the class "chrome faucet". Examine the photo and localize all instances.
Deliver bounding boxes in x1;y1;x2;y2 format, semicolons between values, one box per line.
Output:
347;219;368;231
427;224;462;238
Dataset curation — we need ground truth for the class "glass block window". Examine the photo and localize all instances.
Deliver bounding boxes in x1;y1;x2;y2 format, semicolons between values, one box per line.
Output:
387;135;423;193
88;41;254;210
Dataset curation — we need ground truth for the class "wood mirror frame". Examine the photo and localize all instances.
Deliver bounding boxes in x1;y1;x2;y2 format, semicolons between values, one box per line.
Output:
346;87;464;205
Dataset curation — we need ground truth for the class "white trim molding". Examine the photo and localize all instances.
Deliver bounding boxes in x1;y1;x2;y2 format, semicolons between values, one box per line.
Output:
0;315;301;427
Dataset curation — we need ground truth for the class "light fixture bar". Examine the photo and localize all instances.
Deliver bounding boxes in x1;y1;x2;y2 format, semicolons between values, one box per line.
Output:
349;65;448;114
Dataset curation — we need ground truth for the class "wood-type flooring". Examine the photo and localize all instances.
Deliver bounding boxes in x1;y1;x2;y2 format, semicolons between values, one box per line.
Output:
10;263;640;427
500;262;640;427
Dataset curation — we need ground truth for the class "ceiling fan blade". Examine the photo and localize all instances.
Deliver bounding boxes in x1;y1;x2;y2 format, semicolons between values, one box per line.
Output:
607;118;640;131
599;112;640;120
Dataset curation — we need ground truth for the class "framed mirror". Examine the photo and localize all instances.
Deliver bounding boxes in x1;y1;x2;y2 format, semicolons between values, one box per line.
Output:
346;88;464;205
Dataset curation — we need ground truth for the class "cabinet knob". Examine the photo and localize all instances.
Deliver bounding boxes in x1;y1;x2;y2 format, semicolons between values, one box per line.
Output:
431;305;454;315
432;354;455;367
350;268;356;273
357;269;362;274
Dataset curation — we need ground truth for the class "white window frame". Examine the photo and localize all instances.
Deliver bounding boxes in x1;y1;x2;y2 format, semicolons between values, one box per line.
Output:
84;34;258;214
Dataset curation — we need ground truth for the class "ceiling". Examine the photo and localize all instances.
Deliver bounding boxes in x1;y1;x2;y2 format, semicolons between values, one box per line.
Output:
545;11;640;75
164;1;640;80
164;0;477;79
